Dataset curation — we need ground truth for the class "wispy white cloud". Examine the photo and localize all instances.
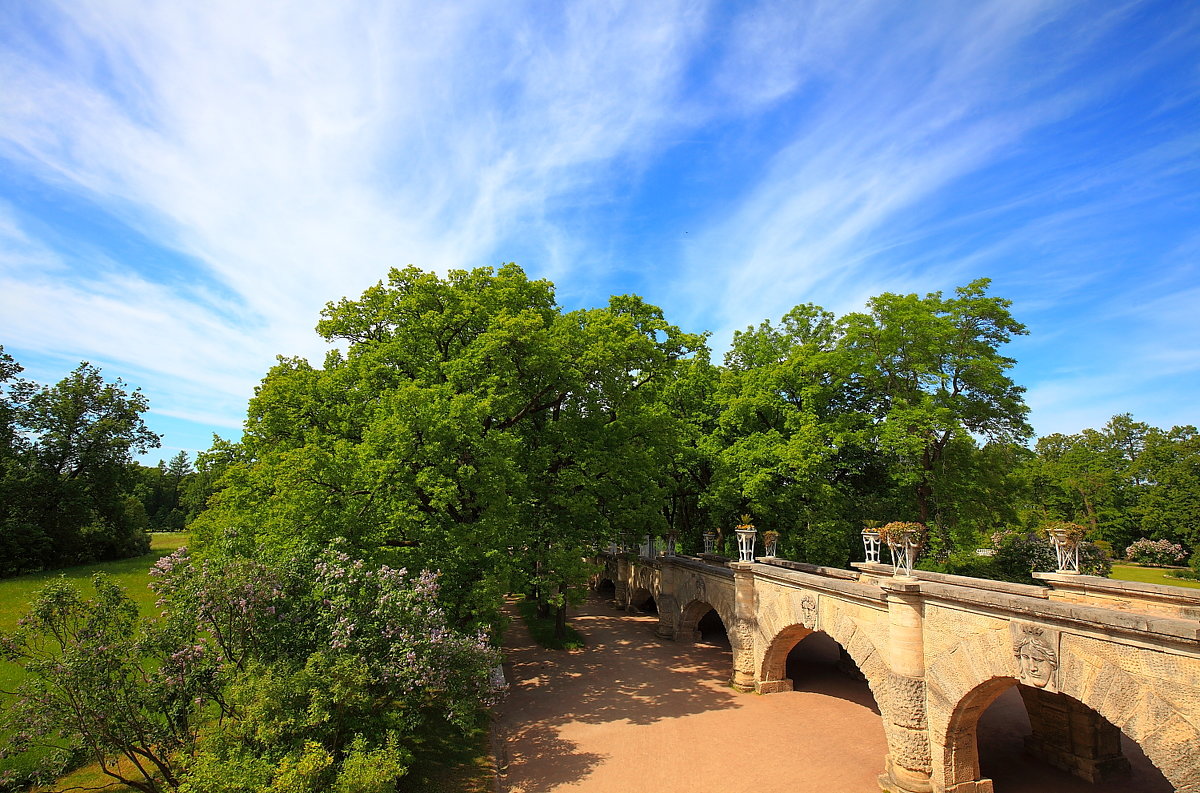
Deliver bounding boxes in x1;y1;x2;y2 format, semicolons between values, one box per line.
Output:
0;0;1196;450
0;0;706;438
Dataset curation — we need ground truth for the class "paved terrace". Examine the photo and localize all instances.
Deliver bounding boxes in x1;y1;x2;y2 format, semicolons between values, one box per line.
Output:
596;550;1200;793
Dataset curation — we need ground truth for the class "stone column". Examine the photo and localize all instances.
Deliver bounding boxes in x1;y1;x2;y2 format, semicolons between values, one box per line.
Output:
879;578;934;793
1019;688;1130;783
613;580;629;609
655;593;679;639
729;562;758;692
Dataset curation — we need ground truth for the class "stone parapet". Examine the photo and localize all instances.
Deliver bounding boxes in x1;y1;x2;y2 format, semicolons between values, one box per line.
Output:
1035;571;1200;621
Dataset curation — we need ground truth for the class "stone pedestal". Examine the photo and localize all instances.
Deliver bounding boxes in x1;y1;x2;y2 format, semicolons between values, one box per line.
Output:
755;678;793;694
730;562;758;691
879;753;935;793
654;593;678;640
613;580;629;609
1019;687;1131;783
880;578;933;793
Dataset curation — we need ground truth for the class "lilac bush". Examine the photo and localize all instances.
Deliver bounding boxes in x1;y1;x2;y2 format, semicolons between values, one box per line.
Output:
1125;538;1187;566
2;542;502;793
312;542;500;726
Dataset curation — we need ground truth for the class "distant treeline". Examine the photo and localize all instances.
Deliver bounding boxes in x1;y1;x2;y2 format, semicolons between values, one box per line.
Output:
0;346;217;578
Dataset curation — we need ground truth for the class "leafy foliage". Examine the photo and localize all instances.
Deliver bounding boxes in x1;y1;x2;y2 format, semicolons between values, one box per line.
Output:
0;349;160;577
1;542;499;793
192;265;705;633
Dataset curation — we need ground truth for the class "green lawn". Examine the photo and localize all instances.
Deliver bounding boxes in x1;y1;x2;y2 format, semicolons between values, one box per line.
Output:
517;598;585;651
1;532;188;790
1110;563;1200;590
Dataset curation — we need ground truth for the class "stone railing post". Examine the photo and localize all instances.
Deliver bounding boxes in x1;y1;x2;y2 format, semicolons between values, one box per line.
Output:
879;577;934;793
729;561;758;692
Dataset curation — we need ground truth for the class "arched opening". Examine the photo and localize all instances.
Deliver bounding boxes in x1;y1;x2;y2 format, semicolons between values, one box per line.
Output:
948;678;1173;792
695;608;729;648
678;600;731;648
759;625;879;712
594;578;616;600
629;587;657;614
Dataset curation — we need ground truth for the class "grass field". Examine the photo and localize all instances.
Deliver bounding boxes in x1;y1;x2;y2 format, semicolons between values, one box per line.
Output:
517;597;585;650
1;532;188;791
1110;563;1200;590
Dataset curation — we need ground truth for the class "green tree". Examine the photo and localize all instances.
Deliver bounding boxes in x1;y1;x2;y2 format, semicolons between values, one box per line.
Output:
1135;425;1200;550
839;279;1031;549
0;354;159;575
1027;415;1151;549
703;304;864;564
194;265;704;632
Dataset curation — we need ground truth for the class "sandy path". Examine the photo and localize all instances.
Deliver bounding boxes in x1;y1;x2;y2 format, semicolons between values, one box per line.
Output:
495;596;888;793
494;595;1173;793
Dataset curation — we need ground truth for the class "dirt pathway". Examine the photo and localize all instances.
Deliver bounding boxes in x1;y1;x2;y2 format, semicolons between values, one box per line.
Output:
495;596;888;793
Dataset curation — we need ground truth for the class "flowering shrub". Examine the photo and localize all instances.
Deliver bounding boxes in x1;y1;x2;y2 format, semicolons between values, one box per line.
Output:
1125;538;1187;566
1;542;501;793
311;542;500;725
977;529;1111;582
878;522;927;546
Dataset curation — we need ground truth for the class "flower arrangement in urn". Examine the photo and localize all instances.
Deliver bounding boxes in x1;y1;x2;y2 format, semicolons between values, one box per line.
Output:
1040;520;1087;573
878;521;927;576
762;529;780;558
734;514;757;562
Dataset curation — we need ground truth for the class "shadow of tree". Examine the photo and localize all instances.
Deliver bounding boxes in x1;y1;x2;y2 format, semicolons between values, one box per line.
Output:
496;594;889;791
498;720;605;793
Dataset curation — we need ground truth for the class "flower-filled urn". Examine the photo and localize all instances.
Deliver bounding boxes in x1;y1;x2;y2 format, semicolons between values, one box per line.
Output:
878;522;927;577
1041;521;1086;574
861;524;883;564
735;514;757;563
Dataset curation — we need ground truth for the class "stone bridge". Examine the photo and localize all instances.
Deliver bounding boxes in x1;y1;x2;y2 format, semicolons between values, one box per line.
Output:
594;552;1200;793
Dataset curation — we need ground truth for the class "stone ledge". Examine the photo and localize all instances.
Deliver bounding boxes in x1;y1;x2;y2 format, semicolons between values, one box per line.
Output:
1035;571;1200;604
763;557;860;580
657;556;735;578
751;563;889;604
854;562;1050;599
918;580;1200;642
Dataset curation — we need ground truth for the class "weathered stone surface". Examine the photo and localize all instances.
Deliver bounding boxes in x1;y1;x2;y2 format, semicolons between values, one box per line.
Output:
885;673;928;729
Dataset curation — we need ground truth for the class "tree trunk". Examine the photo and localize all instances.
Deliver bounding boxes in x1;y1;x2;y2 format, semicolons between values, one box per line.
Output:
1079;488;1100;534
554;600;567;641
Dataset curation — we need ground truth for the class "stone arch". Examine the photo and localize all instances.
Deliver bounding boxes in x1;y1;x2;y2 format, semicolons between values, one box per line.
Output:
758;616;888;703
927;623;1200;792
939;675;1019;788
629;587;657;613
941;673;1190;792
678;598;735;645
594;577;617;600
1056;657;1200;791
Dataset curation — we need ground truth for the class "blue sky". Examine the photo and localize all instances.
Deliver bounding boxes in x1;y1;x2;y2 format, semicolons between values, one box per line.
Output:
1;0;1197;465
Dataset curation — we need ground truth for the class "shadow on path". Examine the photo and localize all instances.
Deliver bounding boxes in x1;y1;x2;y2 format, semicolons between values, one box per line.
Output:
495;595;888;793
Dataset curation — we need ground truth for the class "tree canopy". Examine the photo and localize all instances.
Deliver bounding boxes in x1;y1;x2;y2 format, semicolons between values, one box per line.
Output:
0;349;160;575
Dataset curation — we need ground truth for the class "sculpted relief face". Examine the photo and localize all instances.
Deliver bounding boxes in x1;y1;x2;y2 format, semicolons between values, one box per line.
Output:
1013;625;1060;689
1016;639;1057;688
